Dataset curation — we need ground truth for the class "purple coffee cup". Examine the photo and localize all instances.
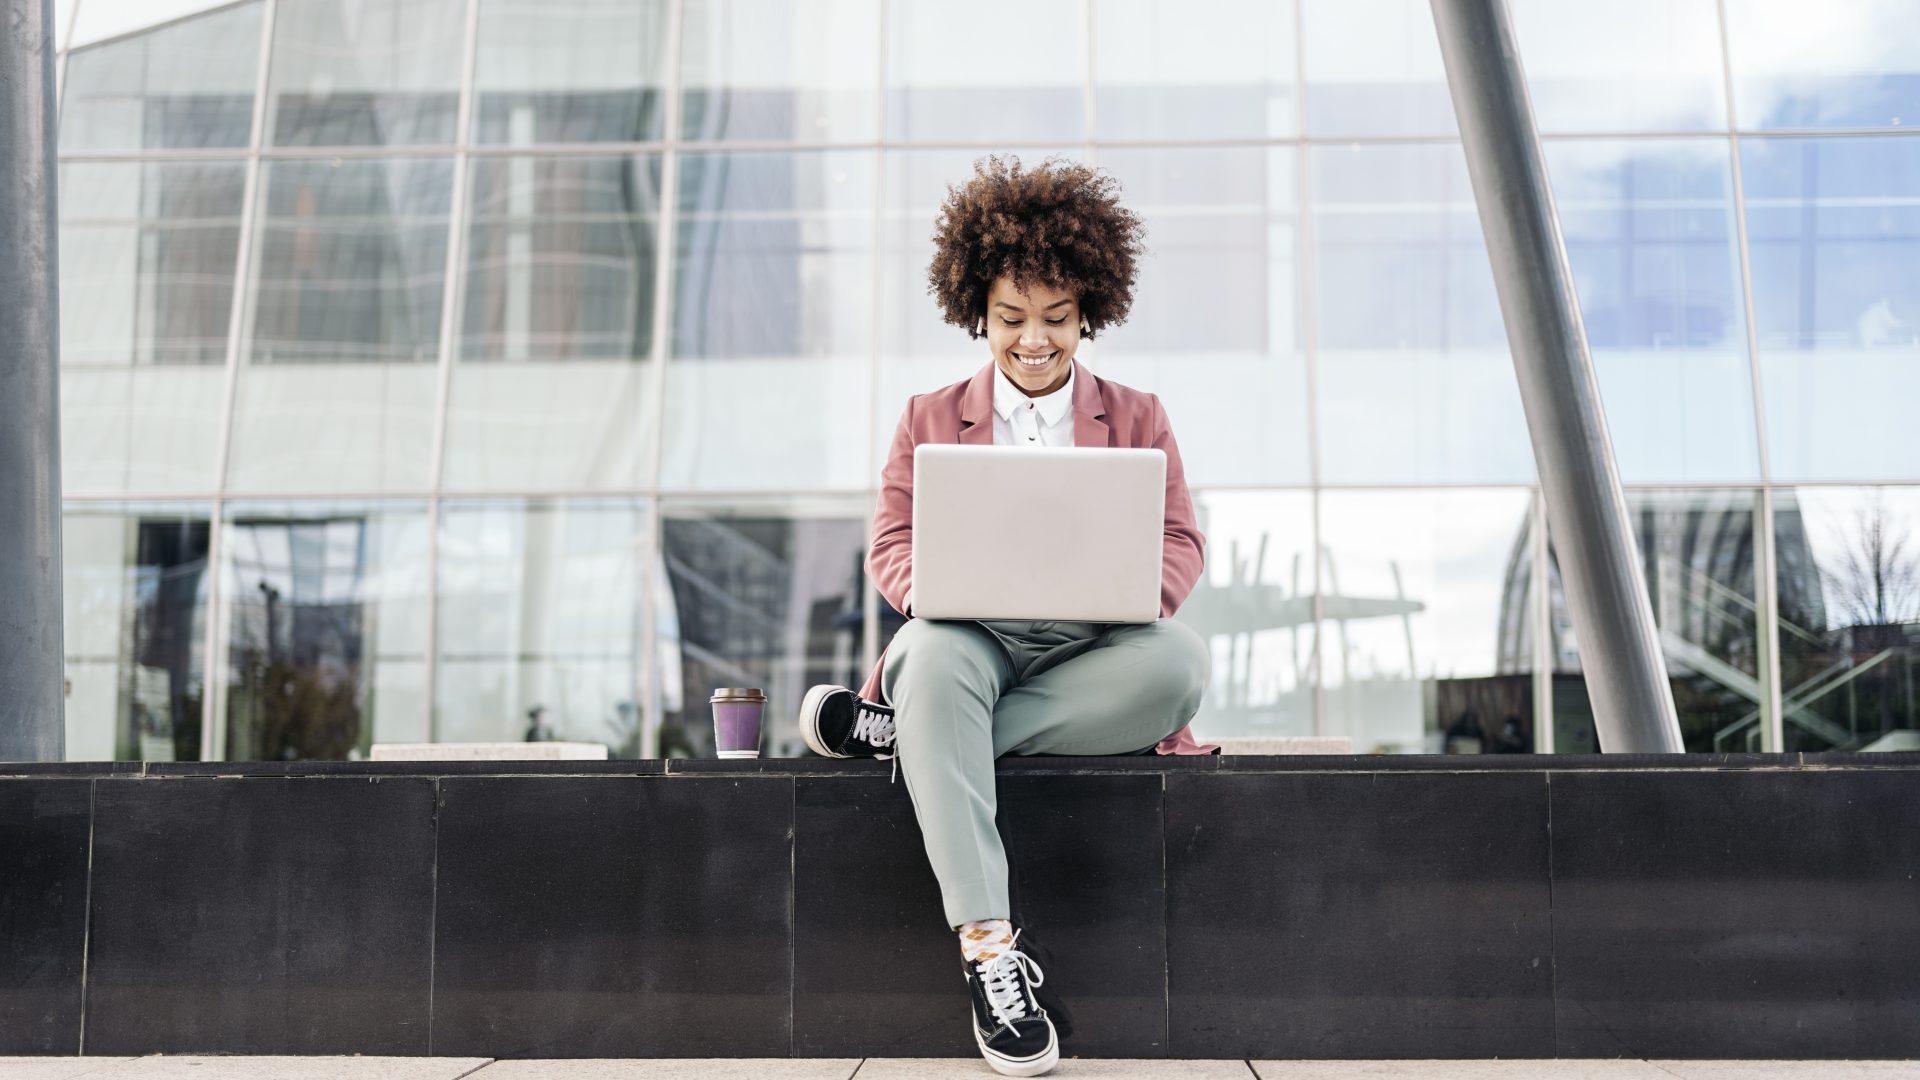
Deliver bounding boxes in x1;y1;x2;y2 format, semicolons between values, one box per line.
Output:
710;688;766;759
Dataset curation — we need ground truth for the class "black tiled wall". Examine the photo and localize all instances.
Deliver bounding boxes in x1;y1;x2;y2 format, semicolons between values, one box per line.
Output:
1;759;1916;1059
0;780;91;1053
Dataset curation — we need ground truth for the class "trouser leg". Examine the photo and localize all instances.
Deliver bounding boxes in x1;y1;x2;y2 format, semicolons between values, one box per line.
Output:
882;618;1017;928
992;619;1211;756
884;617;1212;928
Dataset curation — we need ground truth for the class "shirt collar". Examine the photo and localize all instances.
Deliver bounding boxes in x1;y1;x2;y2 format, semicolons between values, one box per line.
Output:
992;361;1076;426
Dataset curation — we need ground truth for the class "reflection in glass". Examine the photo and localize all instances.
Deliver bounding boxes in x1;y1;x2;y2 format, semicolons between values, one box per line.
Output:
1093;0;1296;140
60;1;261;151
1311;143;1530;484
62;504;212;761
228;158;450;492
657;505;868;757
681;0;879;143
1173;490;1316;741
249;158;453;364
1725;0;1920;129
436;499;650;754
1097;147;1308;487
215;502;430;760
1549;489;1760;753
1774;487;1920;752
59;160;245;493
1510;0;1726;133
472;0;669;144
1321;489;1538;755
1300;0;1453;137
1743;137;1920;481
1544;139;1758;482
663;151;875;490
267;0;464;146
446;155;661;491
886;0;1084;143
61;161;246;368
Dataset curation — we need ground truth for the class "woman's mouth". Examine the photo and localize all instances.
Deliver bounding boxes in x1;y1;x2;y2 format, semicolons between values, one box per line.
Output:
1014;351;1057;370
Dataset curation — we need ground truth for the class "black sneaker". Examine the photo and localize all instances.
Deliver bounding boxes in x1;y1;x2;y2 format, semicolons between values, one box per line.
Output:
964;928;1060;1077
798;685;897;759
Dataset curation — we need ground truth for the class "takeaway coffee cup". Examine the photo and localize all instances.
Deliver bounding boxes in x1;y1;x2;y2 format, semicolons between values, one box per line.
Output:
710;688;766;759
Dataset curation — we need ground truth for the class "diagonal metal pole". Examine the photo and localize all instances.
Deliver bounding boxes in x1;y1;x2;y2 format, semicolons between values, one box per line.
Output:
0;0;65;761
1429;0;1683;752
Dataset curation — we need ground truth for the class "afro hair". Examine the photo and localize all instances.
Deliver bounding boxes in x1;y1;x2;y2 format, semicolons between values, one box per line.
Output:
927;155;1146;340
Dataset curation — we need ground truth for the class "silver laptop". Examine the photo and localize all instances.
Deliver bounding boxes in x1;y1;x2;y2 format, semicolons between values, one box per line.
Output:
911;444;1166;623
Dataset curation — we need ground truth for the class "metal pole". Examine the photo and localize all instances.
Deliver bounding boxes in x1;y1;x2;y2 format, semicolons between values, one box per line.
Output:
1429;0;1683;752
0;0;65;761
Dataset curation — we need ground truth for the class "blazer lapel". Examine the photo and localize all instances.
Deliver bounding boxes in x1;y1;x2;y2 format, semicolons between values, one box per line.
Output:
1072;363;1110;447
957;362;996;445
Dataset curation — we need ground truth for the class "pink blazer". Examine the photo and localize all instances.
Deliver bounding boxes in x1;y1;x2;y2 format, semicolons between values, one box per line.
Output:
860;361;1219;755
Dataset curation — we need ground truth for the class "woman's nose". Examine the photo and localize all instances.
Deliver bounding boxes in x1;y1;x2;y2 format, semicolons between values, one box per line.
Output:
1020;324;1051;347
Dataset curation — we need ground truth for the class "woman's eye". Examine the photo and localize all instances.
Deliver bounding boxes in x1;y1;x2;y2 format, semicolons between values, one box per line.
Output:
1046;317;1067;326
1001;319;1020;326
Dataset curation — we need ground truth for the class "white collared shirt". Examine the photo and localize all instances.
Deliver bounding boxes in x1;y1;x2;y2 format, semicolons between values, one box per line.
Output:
992;362;1076;447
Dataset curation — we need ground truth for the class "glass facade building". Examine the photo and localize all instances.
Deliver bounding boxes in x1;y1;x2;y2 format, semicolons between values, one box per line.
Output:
51;0;1920;761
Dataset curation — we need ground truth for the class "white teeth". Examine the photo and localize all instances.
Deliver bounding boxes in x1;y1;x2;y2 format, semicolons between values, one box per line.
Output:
1017;352;1055;365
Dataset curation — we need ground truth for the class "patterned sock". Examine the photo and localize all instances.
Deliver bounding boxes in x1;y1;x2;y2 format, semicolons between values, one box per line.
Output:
958;917;1016;964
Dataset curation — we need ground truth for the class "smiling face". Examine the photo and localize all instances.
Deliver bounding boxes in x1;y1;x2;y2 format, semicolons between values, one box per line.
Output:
986;275;1082;398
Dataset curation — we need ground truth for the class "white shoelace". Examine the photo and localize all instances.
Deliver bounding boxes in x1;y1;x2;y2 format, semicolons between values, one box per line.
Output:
852;706;899;782
852;706;895;750
974;937;1043;1034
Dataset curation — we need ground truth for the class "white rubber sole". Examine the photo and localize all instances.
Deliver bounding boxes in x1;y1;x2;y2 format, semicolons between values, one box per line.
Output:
974;1022;1059;1077
797;684;846;759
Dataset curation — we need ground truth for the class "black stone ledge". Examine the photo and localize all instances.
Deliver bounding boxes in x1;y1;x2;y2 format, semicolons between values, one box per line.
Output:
5;750;1920;780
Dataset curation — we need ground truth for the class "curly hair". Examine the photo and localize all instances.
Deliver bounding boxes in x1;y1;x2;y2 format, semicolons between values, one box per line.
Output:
927;155;1146;340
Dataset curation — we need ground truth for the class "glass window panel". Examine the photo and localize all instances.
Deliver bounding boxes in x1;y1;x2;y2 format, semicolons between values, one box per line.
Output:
266;0;464;147
228;158;450;492
472;0;669;145
59;160;245;493
1096;147;1309;487
1549;489;1761;753
1320;489;1539;755
55;0;78;50
60;161;245;369
435;499;651;753
1172;490;1317;742
680;0;879;143
1510;0;1727;133
62;503;212;761
662;151;875;490
1742;137;1920;481
1775;487;1920;752
1311;143;1531;483
886;0;1084;143
1725;0;1920;129
875;148;1082;471
446;154;660;491
1544;138;1759;482
1093;0;1297;141
213;501;430;759
656;502;869;757
60;1;261;151
1301;0;1454;137
67;0;248;48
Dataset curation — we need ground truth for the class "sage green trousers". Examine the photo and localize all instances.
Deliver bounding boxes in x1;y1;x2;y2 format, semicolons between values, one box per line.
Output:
879;617;1210;927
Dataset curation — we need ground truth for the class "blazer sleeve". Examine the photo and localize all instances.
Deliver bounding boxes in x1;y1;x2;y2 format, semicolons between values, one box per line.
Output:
867;395;917;617
1151;393;1207;618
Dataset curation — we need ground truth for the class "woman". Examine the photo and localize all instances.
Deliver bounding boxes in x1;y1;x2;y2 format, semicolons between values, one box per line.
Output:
798;155;1216;1078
